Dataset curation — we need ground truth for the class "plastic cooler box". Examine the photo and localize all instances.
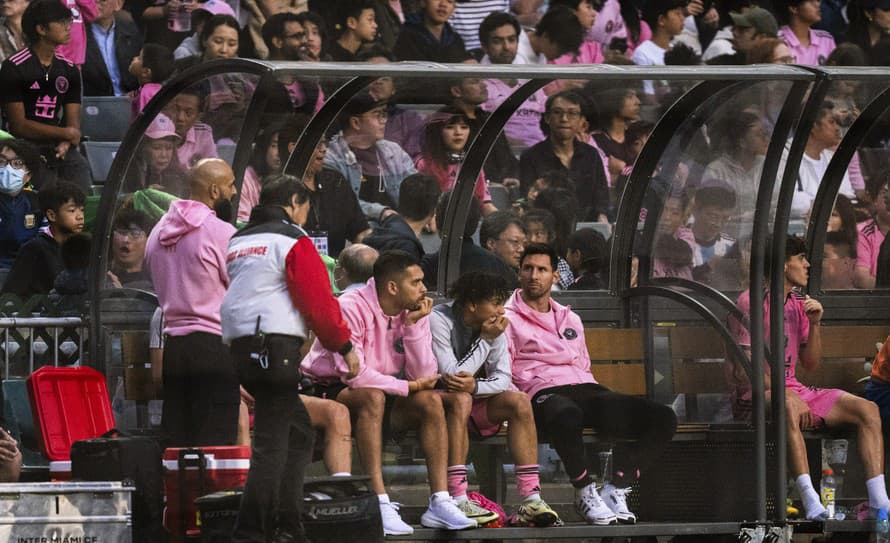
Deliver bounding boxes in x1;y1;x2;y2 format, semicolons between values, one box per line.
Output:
163;446;251;541
26;366;115;462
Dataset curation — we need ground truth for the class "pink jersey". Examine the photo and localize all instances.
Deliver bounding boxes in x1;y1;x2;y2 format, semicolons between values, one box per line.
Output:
589;0;651;55
857;219;886;278
551;40;605;65
57;0;97;65
481;78;546;149
778;26;836;66
177;122;218;169
131;83;162;119
301;279;438;396
237;165;261;223
415;156;491;203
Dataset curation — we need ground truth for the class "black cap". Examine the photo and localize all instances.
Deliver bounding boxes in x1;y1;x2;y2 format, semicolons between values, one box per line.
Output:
343;93;389;117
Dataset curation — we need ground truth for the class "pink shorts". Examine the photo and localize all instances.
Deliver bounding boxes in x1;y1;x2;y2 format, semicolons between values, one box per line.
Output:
469;398;504;438
787;379;846;421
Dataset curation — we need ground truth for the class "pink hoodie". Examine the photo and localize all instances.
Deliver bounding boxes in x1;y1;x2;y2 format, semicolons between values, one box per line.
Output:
301;279;438;396
504;289;596;398
144;200;236;337
58;0;98;66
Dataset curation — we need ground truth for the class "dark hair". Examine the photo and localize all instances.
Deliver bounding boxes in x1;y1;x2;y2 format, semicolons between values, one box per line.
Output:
357;44;395;61
541;90;587;135
398;174;441;221
258;173;310;206
619;0;643;43
825;230;853;258
826;43;867;66
262;12;303;51
830;194;858;258
480;211;524;248
523;208;556;241
0;138;41;174
567;227;608;273
664;42;701;65
641;0;688;28
113;208;155;235
61;233;91;270
250;120;286;178
296;10;328;51
710;110;763;156
519;242;559;272
177;84;207;111
536;6;584;58
694;185;737;210
22;0;72;44
591;87;638;130
776;0;808;25
479;11;520;46
423;108;472;167
335;0;375;35
373;250;420;287
549;0;593;9
534;187;578;255
625;120;655;148
200;14;239;52
815;101;836;124
39;181;86;215
437;189;481;240
448;271;511;306
277;114;311;168
200;14;239;50
763;234;807;275
141;44;175;83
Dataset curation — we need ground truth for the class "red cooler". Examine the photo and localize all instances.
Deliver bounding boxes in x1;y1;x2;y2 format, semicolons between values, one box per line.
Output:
163;446;251;541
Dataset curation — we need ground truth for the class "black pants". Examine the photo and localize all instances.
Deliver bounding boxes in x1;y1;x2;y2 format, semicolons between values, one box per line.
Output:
161;332;239;447
36;142;92;193
532;383;677;485
231;335;313;543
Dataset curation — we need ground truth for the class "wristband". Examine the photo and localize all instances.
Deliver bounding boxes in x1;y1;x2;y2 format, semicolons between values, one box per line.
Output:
338;340;353;356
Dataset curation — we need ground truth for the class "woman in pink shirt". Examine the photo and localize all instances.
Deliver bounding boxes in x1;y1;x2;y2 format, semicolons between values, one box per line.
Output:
237;122;283;222
57;0;97;65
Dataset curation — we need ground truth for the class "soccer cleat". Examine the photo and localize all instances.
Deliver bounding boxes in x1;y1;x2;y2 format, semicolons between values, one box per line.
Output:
379;501;414;536
599;483;637;524
421;494;478;530
510;498;561;527
575;482;618;526
456;498;501;526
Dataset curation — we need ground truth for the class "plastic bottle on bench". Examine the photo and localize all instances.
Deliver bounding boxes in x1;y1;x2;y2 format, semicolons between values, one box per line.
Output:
820;468;836;520
875;508;889;543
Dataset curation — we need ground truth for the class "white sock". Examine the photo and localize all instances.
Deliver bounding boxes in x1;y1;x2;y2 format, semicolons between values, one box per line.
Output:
331;472;351;477
452;493;468;503
523;493;541;502
431;491;450;504
867;475;890;510
378;493;390;505
797;474;828;519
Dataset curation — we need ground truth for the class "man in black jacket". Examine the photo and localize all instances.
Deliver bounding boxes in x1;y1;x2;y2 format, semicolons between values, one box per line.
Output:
364;173;440;261
394;0;471;62
83;0;141;96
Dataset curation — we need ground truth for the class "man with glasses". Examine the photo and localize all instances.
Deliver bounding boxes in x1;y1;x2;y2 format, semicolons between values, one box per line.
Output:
260;13;325;116
0;138;41;283
519;90;611;223
480;211;525;286
0;0;92;193
324;93;417;222
107;208;154;289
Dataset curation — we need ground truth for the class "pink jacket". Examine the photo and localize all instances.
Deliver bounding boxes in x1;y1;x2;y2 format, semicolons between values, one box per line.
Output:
504;289;596;398
58;0;98;65
301;279;438;396
144;200;236;337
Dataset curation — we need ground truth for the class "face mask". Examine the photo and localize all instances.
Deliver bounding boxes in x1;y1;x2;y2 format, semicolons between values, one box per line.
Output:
0;165;24;195
213;197;234;223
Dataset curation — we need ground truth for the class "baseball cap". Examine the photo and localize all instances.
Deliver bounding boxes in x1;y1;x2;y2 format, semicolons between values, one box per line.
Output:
145;114;181;141
343;93;389;117
730;7;779;37
197;0;236;18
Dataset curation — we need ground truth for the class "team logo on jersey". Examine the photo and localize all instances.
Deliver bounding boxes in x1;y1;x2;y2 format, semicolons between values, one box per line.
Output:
55;76;69;94
394;337;405;354
818;55;827;65
564;328;578;340
29;82;40;90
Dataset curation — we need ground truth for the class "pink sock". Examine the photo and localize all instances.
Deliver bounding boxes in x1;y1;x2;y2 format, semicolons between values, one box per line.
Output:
447;465;468;498
515;464;542;500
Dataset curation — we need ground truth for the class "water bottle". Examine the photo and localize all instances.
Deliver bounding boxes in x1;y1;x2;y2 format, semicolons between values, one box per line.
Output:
820;468;836;520
167;0;193;32
876;508;889;543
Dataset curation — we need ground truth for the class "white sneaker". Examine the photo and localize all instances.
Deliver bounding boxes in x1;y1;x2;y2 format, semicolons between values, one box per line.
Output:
421;495;478;530
379;501;413;536
575;482;618;526
600;483;637;524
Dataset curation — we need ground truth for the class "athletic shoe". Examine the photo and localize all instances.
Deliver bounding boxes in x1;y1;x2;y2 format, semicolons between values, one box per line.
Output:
599;483;637;524
510;498;561;527
379;501;413;536
421;495;478;530
575;482;618;526
456;498;501;526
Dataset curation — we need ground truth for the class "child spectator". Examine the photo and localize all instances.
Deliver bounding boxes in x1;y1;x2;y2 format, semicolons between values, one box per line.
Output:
590;87;642;184
516;6;585;64
633;0;687;95
48;231;90;314
107;208;154;290
523;207;576;289
590;0;652;58
2;181;84;300
0;139;42;280
416;108;496;214
533;187;580;280
329;1;378;62
682;183;736;284
652;190;694;280
129;43;175;118
566;227;609;289
520;170;575;213
777;0;835;65
549;0;604;65
124;114;188;197
394;0;471;62
855;179;890;289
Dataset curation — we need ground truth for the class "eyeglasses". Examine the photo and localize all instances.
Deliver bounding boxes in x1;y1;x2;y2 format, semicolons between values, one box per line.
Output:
114;228;147;240
0;157;25;170
547;108;582;120
498;237;526;248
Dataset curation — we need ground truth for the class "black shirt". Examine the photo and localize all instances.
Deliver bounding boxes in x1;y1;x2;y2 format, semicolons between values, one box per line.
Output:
518;138;611;221
421;238;518;291
393;12;471;63
2;231;62;300
303;168;370;258
0;48;82;130
877;233;890;289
